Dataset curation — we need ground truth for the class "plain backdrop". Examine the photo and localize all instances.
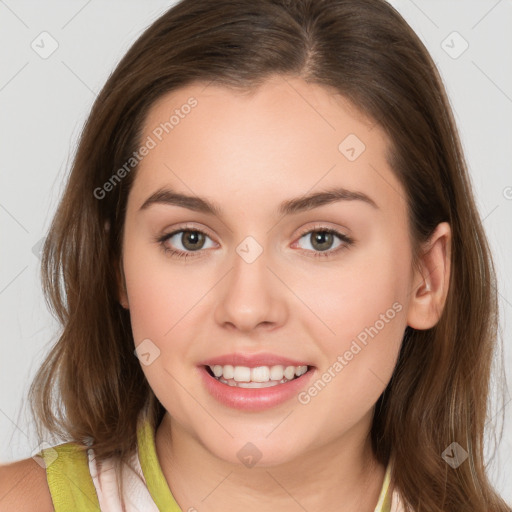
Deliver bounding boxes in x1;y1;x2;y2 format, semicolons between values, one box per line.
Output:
0;0;511;504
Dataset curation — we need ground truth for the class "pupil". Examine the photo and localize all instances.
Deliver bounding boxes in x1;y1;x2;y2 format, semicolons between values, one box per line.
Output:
183;231;204;250
313;231;332;251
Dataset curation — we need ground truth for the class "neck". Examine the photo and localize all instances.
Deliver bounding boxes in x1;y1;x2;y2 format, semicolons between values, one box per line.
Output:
154;412;386;512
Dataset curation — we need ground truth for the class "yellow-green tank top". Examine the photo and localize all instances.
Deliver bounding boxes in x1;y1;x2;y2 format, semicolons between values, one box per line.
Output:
37;418;395;511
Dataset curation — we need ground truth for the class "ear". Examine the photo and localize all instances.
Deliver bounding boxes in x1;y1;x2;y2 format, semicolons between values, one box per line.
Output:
406;222;451;330
116;260;130;310
106;219;129;310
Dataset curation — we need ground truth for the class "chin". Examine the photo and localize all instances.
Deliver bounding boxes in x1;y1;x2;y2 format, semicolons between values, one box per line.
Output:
201;432;306;469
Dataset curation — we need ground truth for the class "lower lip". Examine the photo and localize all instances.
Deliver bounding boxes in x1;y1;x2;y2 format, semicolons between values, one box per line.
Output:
198;365;316;411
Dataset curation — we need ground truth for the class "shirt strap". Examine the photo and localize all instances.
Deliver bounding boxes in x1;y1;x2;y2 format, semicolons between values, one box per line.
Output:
373;458;394;512
38;442;101;511
137;416;183;511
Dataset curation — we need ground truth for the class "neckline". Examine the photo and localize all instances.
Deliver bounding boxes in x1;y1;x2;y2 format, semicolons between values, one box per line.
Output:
374;459;393;512
136;414;394;512
137;414;183;511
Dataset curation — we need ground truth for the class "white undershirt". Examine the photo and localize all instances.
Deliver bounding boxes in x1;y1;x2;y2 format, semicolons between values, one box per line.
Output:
87;443;404;512
87;445;160;512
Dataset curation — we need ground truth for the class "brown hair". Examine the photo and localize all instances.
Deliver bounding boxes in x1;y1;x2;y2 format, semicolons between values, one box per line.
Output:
28;0;510;510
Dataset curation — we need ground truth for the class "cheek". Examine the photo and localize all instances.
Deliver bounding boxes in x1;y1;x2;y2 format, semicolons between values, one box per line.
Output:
122;236;208;343
122;239;203;422
296;233;410;345
122;236;211;398
294;263;407;439
294;232;409;407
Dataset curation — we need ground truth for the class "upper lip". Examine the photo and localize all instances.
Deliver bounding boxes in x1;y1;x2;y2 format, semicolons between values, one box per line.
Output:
199;352;312;368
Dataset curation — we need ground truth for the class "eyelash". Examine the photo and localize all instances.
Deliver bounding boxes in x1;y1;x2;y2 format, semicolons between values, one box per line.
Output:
155;224;354;261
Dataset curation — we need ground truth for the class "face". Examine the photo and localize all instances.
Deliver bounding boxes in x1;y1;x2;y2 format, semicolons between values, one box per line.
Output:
119;76;415;466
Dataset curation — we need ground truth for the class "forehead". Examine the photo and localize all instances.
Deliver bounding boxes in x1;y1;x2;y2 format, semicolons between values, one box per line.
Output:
129;76;405;219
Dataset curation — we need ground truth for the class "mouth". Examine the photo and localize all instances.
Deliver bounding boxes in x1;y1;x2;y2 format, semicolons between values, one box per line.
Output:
198;353;317;410
204;363;313;388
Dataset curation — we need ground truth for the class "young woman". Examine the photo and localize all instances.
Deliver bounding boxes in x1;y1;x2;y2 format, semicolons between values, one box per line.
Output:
1;0;510;511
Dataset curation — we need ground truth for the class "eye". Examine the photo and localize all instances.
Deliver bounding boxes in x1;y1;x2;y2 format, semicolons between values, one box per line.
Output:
294;226;354;258
155;224;354;260
156;227;216;259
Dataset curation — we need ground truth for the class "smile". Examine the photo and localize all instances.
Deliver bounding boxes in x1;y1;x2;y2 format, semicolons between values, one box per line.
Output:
199;361;315;411
206;364;309;388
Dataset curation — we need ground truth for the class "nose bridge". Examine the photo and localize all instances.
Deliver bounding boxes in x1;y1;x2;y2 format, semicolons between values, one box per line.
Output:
214;234;286;330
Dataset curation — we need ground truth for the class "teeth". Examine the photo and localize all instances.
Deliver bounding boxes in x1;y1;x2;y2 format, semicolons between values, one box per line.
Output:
295;366;308;377
233;366;251;382
251;366;270;382
284;366;295;380
235;380;279;388
208;364;309;385
269;365;284;381
218;376;288;388
223;365;234;379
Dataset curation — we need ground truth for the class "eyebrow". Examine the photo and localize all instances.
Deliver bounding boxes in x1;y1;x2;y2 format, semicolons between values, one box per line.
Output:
139;186;378;216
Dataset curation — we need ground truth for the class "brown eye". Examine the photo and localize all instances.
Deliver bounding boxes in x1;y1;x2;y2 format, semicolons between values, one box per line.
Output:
180;230;206;251
295;228;354;258
157;228;216;258
309;231;335;252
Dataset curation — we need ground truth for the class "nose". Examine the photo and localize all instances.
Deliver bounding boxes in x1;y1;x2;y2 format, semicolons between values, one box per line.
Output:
214;242;288;333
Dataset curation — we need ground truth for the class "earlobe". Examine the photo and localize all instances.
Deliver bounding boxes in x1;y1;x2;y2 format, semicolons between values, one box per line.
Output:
116;261;130;310
119;294;129;310
106;220;129;308
406;222;451;330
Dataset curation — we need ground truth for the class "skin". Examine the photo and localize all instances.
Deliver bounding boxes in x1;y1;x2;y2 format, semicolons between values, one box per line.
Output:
118;75;451;512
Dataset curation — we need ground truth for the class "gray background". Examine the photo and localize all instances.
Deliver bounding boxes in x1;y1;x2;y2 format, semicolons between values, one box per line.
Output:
1;0;511;503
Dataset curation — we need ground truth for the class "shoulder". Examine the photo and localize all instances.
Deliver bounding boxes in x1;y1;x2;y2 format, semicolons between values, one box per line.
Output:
0;456;54;512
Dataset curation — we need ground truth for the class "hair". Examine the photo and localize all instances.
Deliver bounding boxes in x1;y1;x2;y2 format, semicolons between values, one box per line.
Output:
27;0;510;510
